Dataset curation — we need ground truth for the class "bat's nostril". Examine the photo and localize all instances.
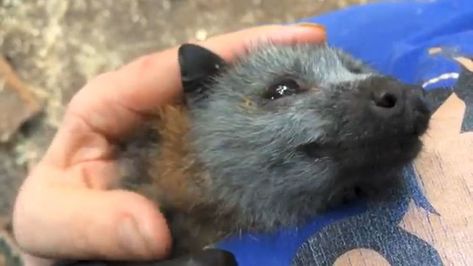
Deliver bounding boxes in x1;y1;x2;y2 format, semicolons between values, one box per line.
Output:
373;92;398;109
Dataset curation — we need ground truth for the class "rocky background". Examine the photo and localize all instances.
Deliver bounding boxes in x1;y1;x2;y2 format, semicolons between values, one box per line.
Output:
0;0;368;221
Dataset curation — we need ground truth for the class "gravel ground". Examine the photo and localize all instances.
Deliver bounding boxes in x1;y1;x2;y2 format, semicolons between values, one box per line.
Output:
0;0;369;217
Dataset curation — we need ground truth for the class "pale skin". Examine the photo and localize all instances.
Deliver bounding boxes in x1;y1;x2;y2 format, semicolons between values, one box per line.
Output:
11;24;326;266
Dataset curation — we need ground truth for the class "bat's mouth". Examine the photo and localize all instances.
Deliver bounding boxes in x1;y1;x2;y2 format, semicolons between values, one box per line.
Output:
299;135;423;169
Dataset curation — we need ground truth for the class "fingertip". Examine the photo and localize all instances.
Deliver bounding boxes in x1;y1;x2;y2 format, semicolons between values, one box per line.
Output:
79;189;173;261
288;23;327;42
112;190;172;260
262;23;327;41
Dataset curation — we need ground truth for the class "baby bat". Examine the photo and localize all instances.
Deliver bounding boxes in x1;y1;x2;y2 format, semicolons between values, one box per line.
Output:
55;42;431;266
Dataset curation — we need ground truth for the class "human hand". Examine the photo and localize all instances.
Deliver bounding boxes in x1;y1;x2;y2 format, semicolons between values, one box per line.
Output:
11;24;326;265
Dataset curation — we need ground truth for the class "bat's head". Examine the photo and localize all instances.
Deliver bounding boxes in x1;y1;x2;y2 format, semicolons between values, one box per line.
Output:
178;43;431;229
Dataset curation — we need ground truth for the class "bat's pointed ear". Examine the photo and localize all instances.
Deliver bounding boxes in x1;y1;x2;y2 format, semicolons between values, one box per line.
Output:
178;43;227;101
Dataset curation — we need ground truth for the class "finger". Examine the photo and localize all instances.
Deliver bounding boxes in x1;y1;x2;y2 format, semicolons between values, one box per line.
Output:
13;169;172;261
67;24;326;140
109;24;325;115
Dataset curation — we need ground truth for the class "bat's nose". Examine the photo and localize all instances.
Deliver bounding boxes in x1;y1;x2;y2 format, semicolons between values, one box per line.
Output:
362;76;431;135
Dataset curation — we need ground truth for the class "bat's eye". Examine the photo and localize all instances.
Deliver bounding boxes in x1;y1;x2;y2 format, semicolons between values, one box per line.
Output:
264;79;301;100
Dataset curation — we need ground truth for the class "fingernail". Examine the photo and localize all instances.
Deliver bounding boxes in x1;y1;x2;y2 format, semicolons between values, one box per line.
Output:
117;216;149;257
293;22;327;40
296;22;326;32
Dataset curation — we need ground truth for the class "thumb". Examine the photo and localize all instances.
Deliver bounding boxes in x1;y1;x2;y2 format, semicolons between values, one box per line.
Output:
13;175;172;261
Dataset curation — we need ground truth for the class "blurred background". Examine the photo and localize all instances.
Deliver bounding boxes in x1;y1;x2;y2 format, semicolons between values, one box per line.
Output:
0;0;368;221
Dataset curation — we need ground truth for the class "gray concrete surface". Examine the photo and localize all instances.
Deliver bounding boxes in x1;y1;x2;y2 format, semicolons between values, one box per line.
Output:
0;0;368;217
